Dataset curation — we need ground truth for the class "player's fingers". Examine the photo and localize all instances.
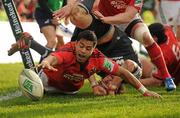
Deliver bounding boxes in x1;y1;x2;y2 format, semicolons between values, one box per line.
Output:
93;11;104;19
154;93;163;99
49;66;58;71
8;43;19;56
31;66;39;71
146;91;162;99
53;12;65;20
36;64;43;69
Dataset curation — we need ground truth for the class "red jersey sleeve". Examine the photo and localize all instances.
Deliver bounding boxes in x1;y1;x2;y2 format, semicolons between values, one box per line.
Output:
98;57;119;75
129;0;143;12
100;58;119;75
87;49;119;76
50;52;64;64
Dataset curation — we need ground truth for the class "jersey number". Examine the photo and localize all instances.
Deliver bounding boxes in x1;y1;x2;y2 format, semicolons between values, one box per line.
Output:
172;44;180;61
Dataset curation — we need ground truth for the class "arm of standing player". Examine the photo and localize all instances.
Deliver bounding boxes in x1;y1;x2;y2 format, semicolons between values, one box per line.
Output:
93;6;138;24
53;0;79;21
37;55;58;71
88;74;107;96
115;66;162;98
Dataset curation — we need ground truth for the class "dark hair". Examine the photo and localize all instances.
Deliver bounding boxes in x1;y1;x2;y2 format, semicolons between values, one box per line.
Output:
77;30;97;46
148;23;167;44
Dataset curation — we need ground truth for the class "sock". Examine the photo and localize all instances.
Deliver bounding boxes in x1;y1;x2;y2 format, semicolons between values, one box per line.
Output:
29;40;53;63
30;40;49;55
146;42;171;80
39;46;53;63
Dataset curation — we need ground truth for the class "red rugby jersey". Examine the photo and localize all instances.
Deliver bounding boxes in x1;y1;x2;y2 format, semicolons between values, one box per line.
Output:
153;26;180;82
44;42;119;92
98;0;143;16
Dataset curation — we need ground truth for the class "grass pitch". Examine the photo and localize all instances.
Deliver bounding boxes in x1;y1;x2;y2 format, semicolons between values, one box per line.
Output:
0;63;180;118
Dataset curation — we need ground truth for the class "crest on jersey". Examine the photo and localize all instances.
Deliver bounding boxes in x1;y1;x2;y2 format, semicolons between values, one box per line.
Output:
103;58;114;72
135;0;142;6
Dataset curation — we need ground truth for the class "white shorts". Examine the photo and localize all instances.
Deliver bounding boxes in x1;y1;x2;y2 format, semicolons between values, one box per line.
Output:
38;70;79;94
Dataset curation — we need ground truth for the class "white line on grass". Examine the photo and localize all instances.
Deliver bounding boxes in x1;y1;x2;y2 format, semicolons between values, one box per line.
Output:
0;90;22;101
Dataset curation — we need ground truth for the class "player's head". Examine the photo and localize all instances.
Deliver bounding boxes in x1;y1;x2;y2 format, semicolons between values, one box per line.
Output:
148;23;167;44
75;30;97;63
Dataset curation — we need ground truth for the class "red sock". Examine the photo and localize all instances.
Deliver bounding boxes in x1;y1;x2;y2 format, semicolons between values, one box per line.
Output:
146;42;171;80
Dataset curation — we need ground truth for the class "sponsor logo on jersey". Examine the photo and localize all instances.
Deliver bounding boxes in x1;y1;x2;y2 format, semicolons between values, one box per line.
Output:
64;73;84;81
103;58;114;72
110;0;127;10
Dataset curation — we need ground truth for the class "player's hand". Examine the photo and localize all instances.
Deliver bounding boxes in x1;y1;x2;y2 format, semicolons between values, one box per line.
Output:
53;5;72;21
92;85;107;96
93;10;104;19
8;32;32;56
143;90;162;99
93;11;113;24
51;17;60;26
37;60;57;71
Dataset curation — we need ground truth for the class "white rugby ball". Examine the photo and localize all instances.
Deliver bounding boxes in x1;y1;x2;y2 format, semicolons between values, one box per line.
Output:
19;69;44;101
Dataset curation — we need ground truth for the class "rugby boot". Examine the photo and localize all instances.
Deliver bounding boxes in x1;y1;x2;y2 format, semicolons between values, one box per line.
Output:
165;78;176;91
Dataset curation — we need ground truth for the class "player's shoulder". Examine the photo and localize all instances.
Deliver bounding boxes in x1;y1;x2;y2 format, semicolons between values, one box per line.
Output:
91;49;105;58
57;42;75;53
54;42;76;60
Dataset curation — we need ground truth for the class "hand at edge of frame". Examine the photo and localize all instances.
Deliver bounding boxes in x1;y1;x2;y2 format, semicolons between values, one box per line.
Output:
143;90;163;99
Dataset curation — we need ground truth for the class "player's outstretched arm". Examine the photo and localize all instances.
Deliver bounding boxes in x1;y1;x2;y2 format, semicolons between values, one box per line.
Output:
37;55;58;71
116;66;162;99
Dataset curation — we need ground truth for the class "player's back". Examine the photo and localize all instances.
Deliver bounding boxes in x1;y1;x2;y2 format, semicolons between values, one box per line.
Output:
161;26;180;80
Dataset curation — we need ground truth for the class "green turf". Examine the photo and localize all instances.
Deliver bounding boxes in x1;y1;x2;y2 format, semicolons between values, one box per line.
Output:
0;63;179;118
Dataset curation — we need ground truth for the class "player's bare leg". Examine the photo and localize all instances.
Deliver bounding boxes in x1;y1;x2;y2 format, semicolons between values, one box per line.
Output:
140;78;163;87
55;34;64;50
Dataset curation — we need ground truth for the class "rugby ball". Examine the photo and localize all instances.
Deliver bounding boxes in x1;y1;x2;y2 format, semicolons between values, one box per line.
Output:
18;69;44;101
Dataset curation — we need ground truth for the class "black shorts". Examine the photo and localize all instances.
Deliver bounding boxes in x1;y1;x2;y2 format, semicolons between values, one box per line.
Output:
97;27;141;66
35;8;55;29
97;27;141;78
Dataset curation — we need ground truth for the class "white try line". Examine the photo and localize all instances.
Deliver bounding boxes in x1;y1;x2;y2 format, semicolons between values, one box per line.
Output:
0;90;22;101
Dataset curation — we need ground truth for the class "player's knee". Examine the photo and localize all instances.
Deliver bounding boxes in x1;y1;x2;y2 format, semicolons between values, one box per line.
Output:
46;38;58;48
123;59;137;72
133;24;154;47
123;59;142;79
